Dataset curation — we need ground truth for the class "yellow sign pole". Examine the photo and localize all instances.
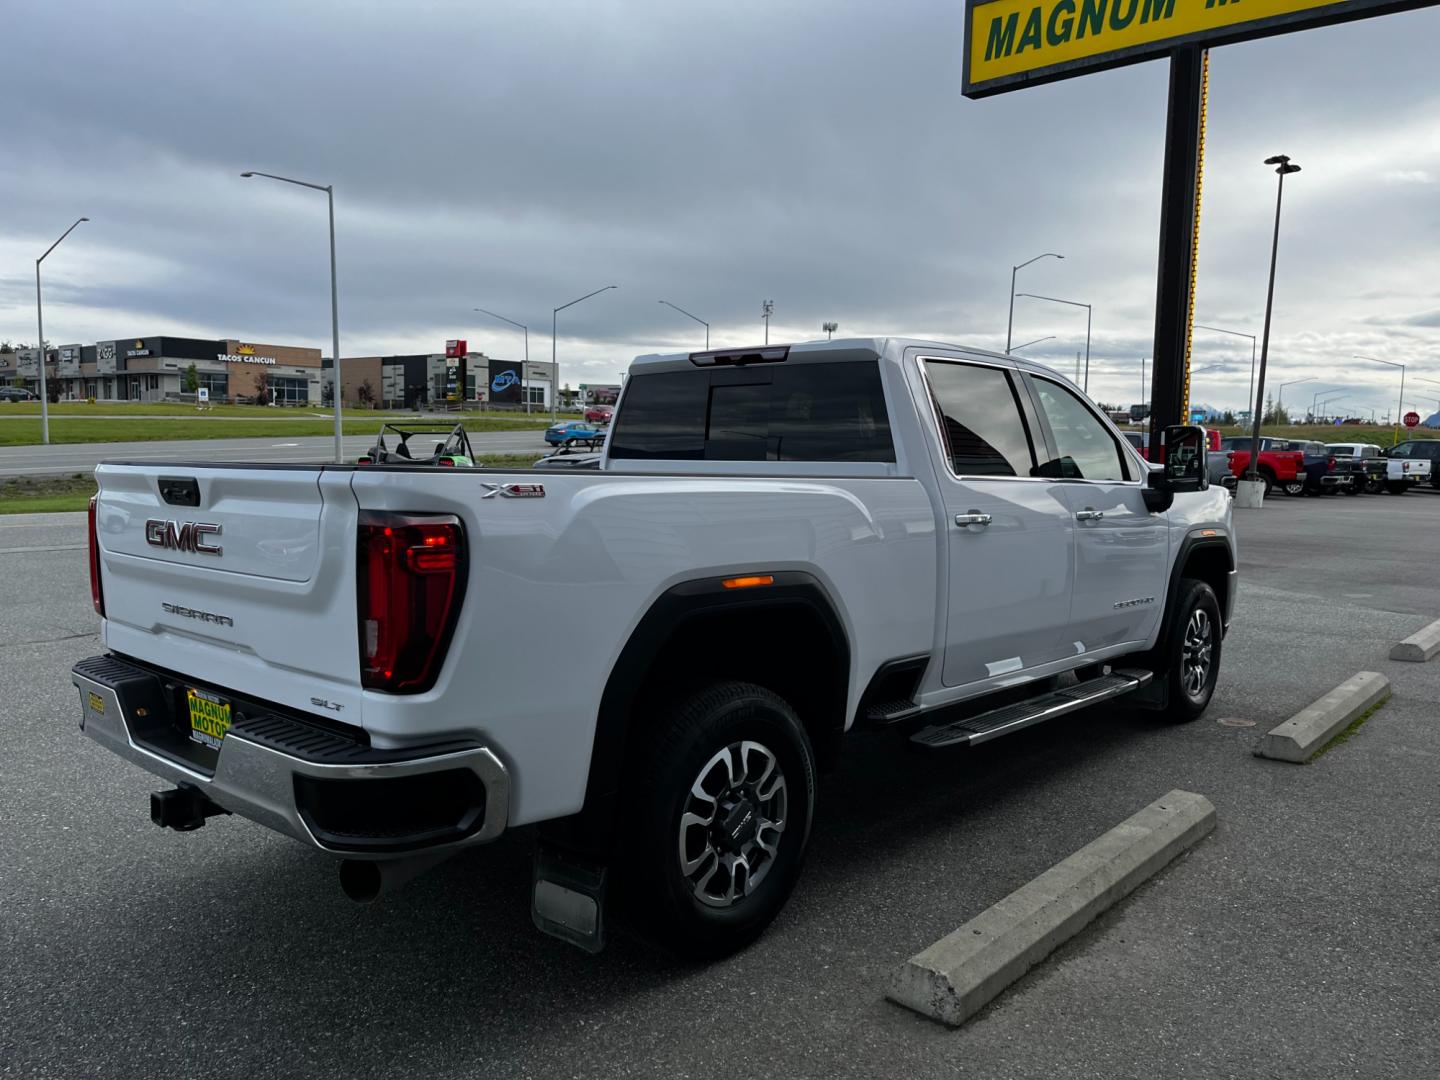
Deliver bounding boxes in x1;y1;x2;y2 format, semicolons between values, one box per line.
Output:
1181;48;1209;423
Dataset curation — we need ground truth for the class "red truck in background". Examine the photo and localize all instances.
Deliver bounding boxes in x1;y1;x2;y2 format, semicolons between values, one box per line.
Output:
1219;436;1307;496
1122;428;1219;462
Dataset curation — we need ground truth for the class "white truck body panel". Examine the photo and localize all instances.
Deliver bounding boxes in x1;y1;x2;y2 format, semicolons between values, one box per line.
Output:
81;337;1235;845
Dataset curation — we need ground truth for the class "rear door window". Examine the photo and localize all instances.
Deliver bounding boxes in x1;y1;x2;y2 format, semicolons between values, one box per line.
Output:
608;362;894;462
922;360;1036;477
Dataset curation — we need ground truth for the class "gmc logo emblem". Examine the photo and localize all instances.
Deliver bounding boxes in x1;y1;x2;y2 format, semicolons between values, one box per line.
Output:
145;520;223;556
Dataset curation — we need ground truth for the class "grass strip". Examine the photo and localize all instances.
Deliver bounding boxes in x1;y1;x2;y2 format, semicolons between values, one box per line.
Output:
1309;694;1391;761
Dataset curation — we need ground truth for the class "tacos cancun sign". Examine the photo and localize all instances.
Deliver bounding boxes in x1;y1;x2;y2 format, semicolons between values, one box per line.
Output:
218;352;277;365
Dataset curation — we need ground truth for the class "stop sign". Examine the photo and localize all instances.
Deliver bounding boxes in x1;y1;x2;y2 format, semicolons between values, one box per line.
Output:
1404;411;1421;429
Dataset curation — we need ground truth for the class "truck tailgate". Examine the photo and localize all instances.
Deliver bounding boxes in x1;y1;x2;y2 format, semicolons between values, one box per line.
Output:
94;464;366;726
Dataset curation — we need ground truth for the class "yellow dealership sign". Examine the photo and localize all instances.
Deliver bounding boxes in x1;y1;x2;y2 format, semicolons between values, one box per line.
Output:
964;0;1435;96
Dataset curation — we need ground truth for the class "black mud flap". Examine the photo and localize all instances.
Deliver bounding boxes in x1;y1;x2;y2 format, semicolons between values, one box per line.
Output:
1127;672;1170;712
532;843;608;954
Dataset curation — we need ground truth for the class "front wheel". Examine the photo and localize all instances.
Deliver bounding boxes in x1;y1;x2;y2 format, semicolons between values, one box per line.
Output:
621;681;817;959
1156;579;1222;723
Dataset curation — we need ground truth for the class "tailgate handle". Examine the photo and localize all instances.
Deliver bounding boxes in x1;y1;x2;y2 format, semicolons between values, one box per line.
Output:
158;476;201;507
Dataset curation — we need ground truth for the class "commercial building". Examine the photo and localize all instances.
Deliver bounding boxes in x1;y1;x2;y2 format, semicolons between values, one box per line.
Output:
1;336;560;409
324;353;557;409
0;337;323;404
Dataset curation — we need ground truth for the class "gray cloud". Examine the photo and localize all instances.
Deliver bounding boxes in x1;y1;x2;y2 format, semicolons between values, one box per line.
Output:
3;0;1439;410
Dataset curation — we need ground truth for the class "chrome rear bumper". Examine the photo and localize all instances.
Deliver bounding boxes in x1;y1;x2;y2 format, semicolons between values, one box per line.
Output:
72;654;509;857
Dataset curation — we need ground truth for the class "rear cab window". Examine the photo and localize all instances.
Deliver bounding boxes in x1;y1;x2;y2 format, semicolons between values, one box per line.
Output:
922;360;1036;477
608;359;894;463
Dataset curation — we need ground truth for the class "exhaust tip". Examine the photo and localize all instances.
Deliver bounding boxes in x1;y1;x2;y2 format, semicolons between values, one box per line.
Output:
339;859;382;904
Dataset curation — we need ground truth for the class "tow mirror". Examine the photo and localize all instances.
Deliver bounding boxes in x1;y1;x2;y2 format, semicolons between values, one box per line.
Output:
1161;426;1209;492
1144;425;1209;511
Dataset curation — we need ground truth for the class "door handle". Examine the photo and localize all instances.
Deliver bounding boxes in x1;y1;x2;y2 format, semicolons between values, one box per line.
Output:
954;512;992;527
1075;508;1104;521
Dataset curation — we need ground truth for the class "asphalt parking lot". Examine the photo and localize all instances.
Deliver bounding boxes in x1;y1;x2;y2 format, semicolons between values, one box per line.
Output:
4;493;1438;1079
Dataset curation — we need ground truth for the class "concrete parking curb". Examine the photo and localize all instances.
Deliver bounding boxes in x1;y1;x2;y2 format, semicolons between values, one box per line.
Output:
1257;671;1390;763
886;790;1215;1028
1390;618;1440;662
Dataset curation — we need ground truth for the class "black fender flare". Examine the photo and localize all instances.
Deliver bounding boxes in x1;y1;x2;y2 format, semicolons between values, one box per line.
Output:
541;570;849;859
1161;533;1235;649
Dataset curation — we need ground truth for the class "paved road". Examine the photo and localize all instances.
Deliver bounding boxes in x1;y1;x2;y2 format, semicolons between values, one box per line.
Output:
0;431;553;477
3;498;1438;1078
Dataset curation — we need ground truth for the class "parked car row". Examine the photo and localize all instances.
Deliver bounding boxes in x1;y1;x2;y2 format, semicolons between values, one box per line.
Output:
1215;436;1435;496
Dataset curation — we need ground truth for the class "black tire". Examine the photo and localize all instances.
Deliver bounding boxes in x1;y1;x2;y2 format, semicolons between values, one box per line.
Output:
1281;479;1306;497
1257;472;1275;498
1156;579;1222;723
1387;482;1408;495
1342;481;1362;496
620;681;817;960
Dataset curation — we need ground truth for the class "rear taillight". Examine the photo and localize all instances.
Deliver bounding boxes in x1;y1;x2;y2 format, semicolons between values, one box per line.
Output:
1328;456;1336;472
356;512;466;693
438;457;456;467
356;456;373;465
87;495;104;616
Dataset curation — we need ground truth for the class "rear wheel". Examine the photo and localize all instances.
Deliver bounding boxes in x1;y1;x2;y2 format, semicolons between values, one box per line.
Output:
1387;482;1408;495
621;681;817;959
1281;479;1306;497
1257;471;1275;498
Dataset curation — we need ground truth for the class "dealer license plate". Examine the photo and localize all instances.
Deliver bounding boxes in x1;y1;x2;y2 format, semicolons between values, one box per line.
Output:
186;688;232;750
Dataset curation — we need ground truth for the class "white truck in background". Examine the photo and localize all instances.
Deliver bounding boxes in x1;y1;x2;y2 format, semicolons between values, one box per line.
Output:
73;338;1235;958
1326;441;1432;494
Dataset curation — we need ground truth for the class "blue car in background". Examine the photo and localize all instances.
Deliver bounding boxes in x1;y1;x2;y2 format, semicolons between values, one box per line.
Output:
544;420;606;448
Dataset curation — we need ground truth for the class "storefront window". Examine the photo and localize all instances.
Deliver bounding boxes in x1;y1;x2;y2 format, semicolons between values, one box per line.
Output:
269;376;309;405
197;372;229;396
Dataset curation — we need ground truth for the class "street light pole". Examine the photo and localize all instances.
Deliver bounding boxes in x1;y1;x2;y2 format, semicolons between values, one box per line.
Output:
1275;376;1313;417
1194;325;1258;420
1006;252;1063;353
658;300;709;349
1315;392;1345;422
35;216;90;445
553;285;617;423
475;307;530;413
762;300;774;345
1313;391;1342;420
1244;154;1301;488
241;171;342;462
1016;293;1091;392
1353;354;1406;447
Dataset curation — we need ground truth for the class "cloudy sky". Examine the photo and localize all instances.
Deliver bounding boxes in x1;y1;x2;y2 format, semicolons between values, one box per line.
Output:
4;0;1439;417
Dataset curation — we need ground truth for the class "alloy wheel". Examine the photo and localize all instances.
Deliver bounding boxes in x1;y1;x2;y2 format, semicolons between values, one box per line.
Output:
677;740;788;909
1181;608;1213;698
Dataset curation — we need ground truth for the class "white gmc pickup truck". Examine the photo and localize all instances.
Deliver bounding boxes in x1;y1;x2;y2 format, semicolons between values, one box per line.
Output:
73;338;1236;957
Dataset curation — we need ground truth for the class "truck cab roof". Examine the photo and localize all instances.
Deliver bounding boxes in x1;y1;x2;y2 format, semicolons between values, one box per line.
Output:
628;336;1079;386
